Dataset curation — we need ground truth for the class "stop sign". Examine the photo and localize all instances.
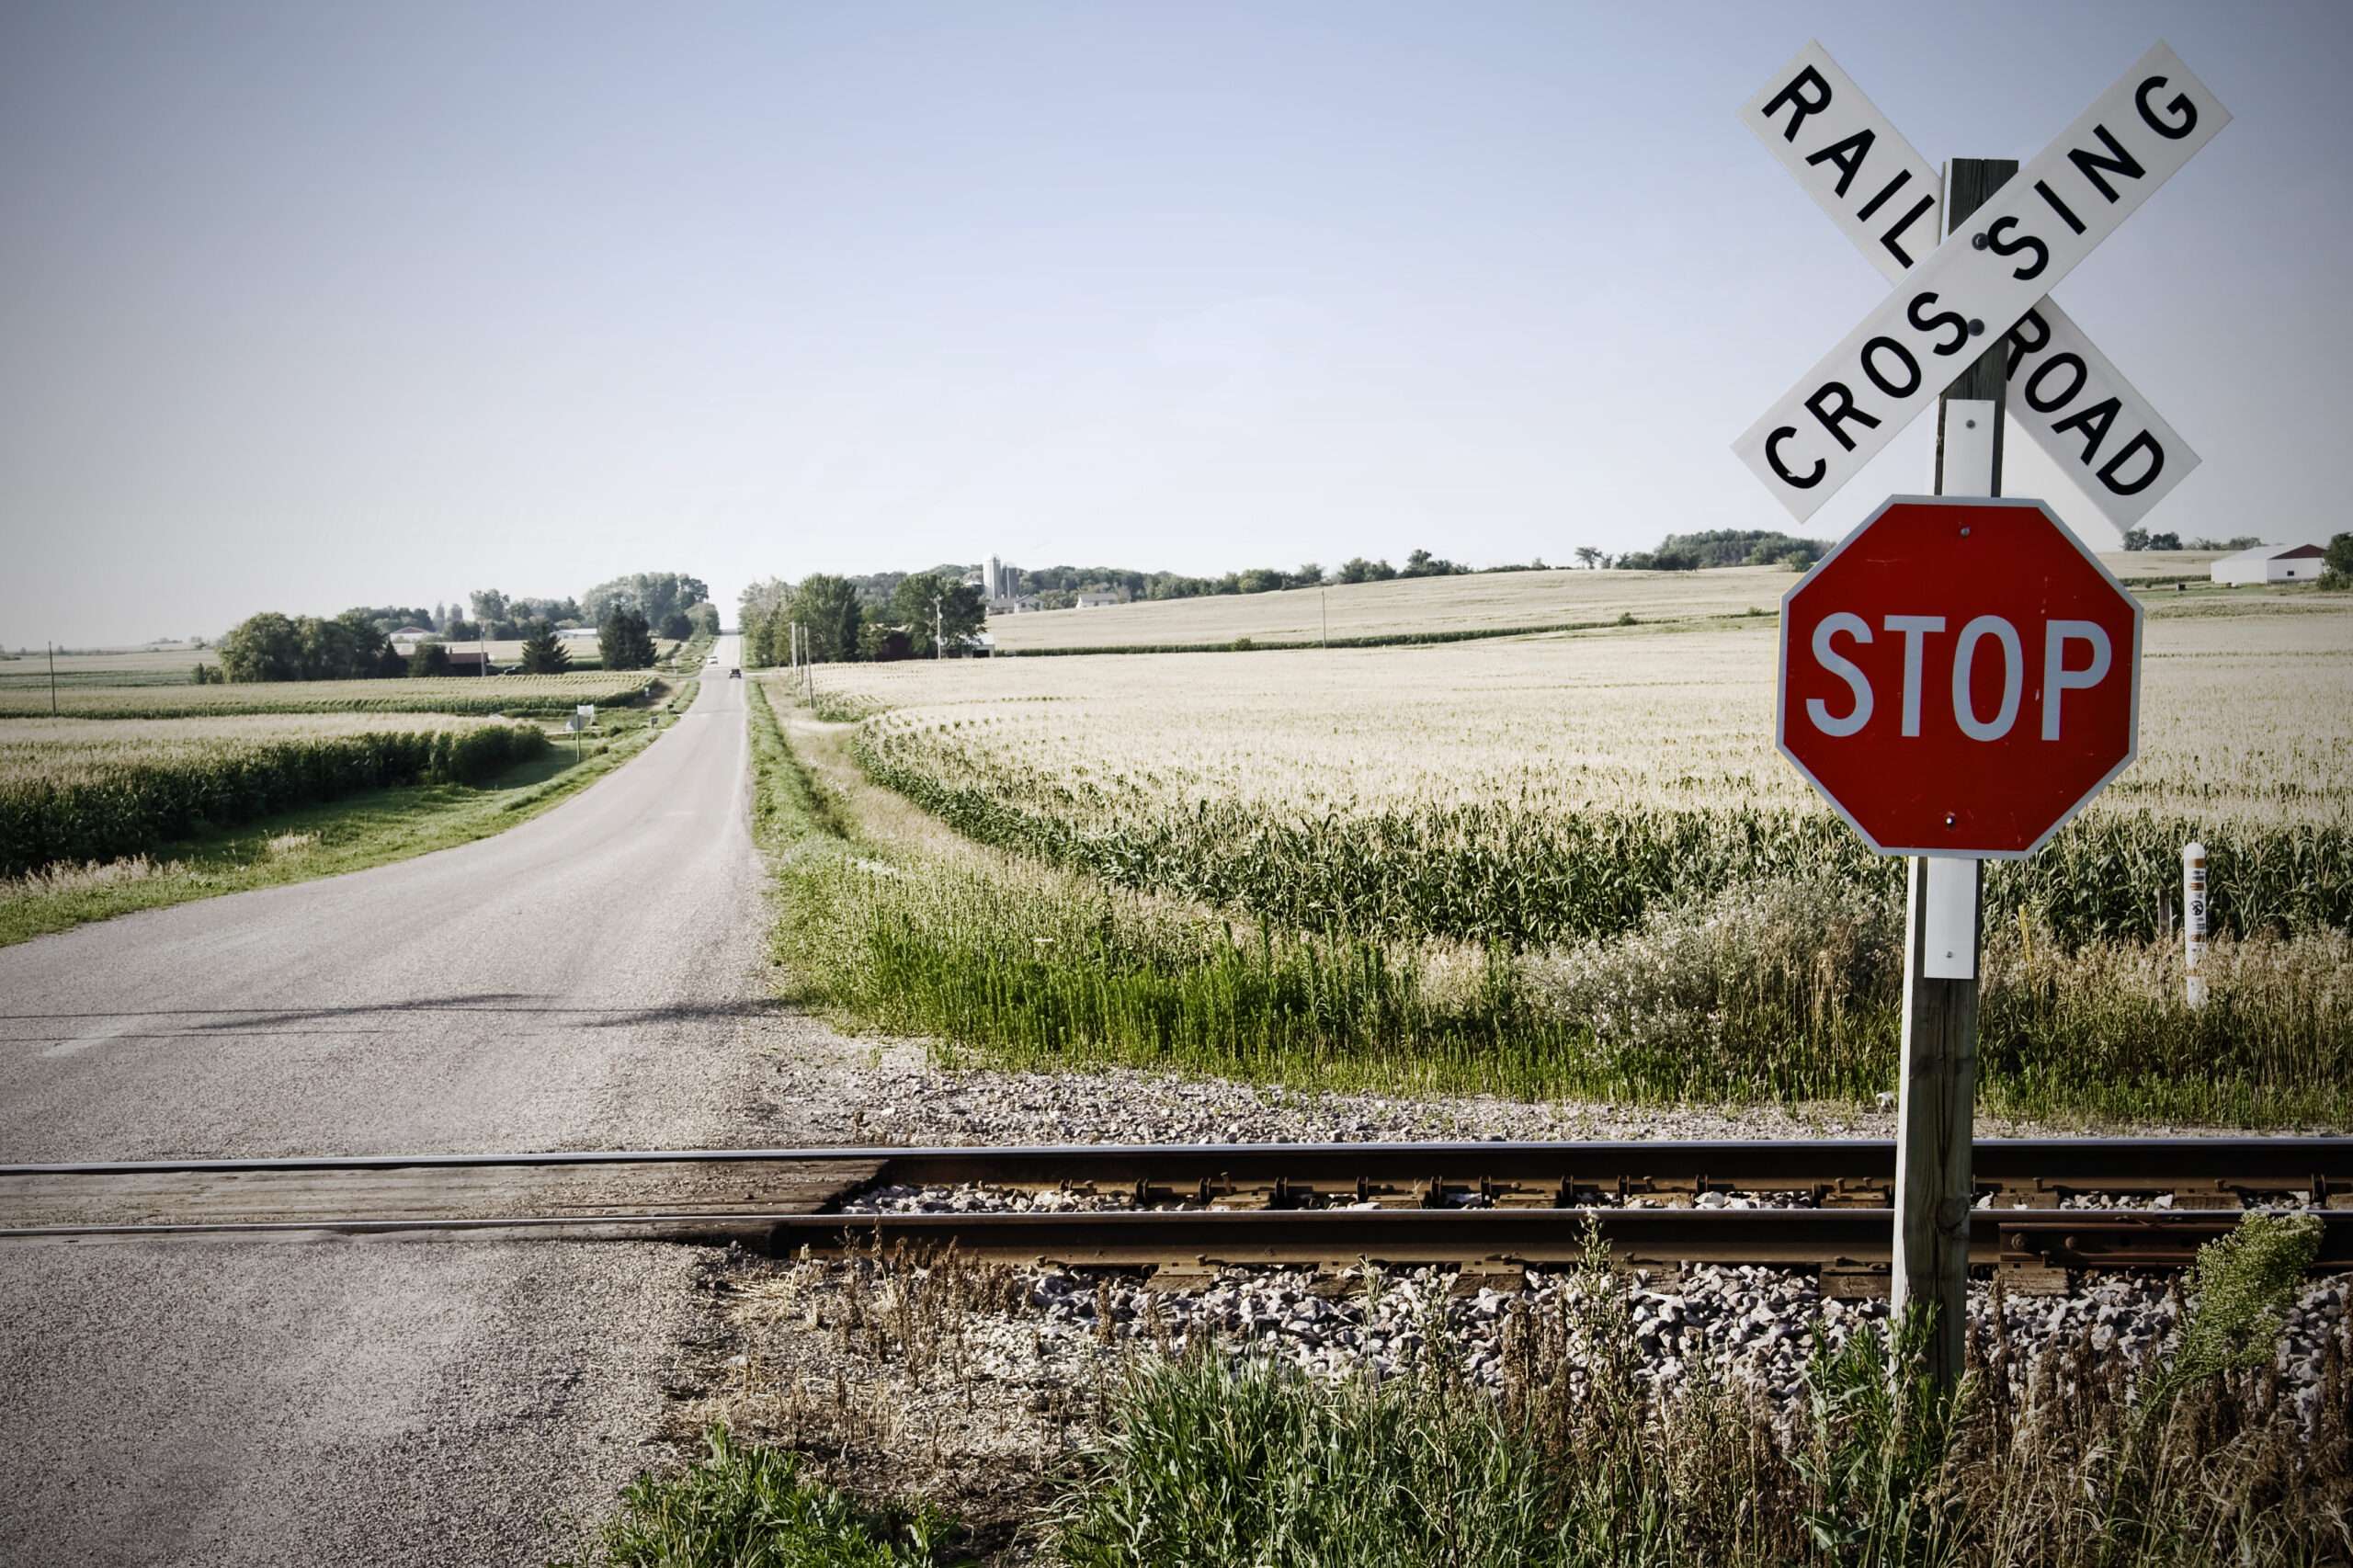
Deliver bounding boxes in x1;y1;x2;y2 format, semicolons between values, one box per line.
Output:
1777;495;2142;858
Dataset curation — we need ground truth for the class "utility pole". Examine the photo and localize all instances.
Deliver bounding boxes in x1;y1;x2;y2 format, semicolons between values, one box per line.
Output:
933;596;943;660
1892;155;2016;1390
48;641;58;715
1321;591;1328;649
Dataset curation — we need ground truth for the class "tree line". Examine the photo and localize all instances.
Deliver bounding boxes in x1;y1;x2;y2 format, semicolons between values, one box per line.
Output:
203;569;708;683
738;572;988;665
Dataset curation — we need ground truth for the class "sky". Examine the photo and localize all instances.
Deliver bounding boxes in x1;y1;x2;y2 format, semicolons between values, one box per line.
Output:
3;1;2347;646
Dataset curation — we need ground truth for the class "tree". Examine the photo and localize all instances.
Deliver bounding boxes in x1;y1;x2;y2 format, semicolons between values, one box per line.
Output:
598;608;657;671
1574;547;1602;570
686;600;721;637
790;574;862;663
737;578;794;667
2146;531;2182;551
1236;567;1285;595
410;641;452;676
857;621;911;661
517;619;571;674
583;572;711;632
2120;528;2151;551
217;612;303;682
658;610;692;641
1399;549;1466;578
373;642;409;677
889;573;984;657
1336;557;1395;584
2324;531;2353;589
469;589;509;626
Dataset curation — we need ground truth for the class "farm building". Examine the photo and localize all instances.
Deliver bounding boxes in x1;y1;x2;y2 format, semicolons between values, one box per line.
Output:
2210;543;2327;585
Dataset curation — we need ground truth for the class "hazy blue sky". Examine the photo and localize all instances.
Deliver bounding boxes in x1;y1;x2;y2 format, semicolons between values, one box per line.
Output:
3;1;2346;644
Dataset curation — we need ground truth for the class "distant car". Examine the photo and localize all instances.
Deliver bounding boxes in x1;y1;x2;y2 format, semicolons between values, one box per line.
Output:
729;667;742;679
707;656;720;665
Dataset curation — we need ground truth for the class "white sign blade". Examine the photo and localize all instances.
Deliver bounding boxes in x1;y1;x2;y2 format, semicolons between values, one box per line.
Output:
1735;40;2228;521
1740;42;2204;526
2003;300;2198;527
1740;41;1938;286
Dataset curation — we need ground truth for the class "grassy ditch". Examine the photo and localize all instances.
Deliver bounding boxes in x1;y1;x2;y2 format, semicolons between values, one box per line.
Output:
0;687;692;947
748;683;2347;1125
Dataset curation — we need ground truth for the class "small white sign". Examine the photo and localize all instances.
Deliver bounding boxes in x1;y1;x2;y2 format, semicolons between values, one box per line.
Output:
1740;42;2202;527
1735;41;2228;520
568;704;596;733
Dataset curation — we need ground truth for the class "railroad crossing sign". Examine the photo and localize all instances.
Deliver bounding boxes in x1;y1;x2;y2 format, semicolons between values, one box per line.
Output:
1732;41;2229;522
1740;42;2205;528
1776;495;2141;858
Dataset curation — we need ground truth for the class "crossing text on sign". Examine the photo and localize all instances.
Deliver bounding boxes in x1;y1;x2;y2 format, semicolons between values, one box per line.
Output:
1734;42;2228;522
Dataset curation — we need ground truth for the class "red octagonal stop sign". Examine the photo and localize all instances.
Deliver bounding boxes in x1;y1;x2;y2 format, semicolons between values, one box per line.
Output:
1778;495;2141;858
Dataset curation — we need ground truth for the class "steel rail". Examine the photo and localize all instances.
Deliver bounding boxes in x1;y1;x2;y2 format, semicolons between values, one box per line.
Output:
6;1137;2347;1187
6;1207;2347;1273
767;1207;2353;1271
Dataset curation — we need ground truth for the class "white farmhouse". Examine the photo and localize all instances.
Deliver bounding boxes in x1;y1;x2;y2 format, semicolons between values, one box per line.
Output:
2210;543;2328;585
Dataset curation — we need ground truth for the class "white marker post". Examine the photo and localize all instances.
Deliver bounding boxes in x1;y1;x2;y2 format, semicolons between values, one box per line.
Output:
2183;841;2209;1006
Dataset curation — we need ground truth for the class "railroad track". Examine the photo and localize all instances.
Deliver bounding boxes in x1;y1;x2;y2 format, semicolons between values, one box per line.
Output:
5;1140;2348;1284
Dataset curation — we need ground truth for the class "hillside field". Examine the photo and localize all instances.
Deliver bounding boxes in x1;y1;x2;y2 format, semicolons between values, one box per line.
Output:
980;552;2245;652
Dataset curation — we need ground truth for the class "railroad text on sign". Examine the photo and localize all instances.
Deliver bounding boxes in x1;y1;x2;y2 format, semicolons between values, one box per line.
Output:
1739;41;2203;527
1734;42;2228;521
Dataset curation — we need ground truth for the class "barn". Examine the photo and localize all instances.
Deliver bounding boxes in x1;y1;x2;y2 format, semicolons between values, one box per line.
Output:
2210;543;2327;585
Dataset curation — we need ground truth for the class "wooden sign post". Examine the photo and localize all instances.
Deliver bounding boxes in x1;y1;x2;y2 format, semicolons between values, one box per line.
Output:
1893;156;2013;1386
1741;42;2227;1386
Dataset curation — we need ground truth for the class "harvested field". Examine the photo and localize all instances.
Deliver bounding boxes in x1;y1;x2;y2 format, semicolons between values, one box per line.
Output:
0;669;659;719
977;553;2256;653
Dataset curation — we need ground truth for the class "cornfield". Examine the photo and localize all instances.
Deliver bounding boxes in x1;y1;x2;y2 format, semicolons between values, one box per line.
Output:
0;670;658;719
0;713;550;874
828;611;2352;948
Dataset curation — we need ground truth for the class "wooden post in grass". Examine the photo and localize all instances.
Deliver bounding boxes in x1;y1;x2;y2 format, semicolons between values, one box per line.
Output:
48;641;58;715
1892;155;2015;1389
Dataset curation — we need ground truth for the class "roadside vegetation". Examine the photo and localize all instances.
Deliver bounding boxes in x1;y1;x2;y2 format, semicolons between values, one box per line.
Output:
0;682;695;947
746;595;2351;1126
0;713;548;874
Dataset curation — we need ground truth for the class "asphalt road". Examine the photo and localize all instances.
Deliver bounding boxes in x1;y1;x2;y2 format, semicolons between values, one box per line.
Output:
1;638;802;1565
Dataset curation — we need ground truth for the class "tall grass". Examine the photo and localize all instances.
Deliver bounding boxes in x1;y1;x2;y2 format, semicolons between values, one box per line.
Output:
1053;1216;2346;1567
0;717;549;873
752;685;2351;1123
556;1425;958;1567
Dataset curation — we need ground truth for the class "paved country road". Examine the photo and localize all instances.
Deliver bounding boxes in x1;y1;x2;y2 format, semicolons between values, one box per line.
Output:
1;639;810;1566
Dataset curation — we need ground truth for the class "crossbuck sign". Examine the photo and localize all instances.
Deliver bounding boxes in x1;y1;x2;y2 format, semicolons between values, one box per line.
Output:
1732;41;2229;523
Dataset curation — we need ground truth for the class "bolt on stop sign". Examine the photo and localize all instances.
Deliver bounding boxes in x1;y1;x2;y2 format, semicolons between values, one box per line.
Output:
1778;496;2141;858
